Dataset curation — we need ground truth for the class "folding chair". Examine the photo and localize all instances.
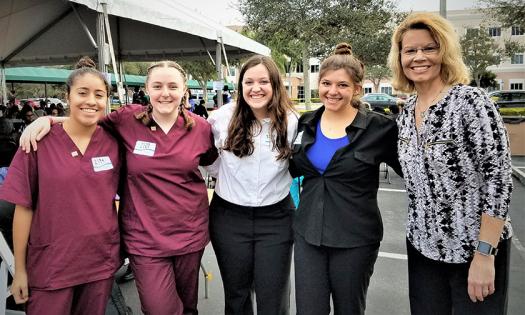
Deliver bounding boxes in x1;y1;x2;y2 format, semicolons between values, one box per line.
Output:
0;233;24;315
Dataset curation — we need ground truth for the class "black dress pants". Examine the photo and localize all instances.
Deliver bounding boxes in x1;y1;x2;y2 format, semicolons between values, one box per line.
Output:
407;238;511;315
209;193;294;315
294;233;380;315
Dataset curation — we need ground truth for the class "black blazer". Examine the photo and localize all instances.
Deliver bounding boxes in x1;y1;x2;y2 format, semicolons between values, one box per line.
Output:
290;107;402;248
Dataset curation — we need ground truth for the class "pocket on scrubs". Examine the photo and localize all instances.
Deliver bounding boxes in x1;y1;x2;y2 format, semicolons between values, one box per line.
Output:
27;243;52;289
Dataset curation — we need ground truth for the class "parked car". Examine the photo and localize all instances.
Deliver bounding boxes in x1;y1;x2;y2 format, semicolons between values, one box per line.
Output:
361;93;398;113
488;90;525;108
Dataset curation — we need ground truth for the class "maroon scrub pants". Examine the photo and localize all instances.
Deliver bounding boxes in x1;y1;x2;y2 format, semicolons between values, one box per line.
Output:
26;277;113;315
129;250;204;315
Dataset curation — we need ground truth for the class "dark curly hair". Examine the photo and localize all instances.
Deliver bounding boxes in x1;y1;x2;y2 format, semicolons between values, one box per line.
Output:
223;55;294;160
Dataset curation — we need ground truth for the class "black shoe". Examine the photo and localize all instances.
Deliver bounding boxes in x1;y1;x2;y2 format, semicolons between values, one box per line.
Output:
121;265;135;282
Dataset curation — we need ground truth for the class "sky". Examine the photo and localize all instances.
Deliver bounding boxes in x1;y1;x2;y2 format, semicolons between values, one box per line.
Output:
180;0;480;26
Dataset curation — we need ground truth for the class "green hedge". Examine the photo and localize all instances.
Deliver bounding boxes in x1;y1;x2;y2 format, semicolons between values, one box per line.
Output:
499;108;525;116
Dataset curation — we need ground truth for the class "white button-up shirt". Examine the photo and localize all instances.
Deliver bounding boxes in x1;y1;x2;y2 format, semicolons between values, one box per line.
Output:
207;102;298;206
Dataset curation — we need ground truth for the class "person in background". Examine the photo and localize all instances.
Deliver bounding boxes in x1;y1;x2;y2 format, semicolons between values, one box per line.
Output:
56;103;66;117
20;60;217;315
207;55;298;315
222;85;232;105
388;12;512;315
290;42;401;315
188;90;196;112
0;57;121;315
193;99;209;119
19;104;36;127
132;86;141;104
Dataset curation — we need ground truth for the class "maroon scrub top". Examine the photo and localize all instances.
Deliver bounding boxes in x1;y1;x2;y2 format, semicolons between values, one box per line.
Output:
101;105;214;257
0;125;121;290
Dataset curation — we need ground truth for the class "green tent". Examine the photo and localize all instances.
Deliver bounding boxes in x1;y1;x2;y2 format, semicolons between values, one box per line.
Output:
5;67;234;90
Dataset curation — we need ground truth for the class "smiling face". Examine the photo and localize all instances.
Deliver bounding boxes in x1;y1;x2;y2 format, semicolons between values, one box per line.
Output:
401;29;442;88
319;68;361;112
146;66;186;118
241;63;273;119
66;73;107;127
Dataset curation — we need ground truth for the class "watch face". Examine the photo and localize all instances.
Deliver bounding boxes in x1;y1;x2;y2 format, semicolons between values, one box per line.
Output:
477;241;492;254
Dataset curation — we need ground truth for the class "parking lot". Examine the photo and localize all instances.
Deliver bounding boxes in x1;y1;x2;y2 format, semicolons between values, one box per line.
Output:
117;170;525;314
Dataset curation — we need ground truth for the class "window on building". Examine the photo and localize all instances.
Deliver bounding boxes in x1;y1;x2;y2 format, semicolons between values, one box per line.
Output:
381;86;393;95
310;65;319;73
228;67;236;77
364;87;373;94
298;86;304;101
488;27;501;37
510;83;523;90
295;64;304;73
511;54;524;64
311;89;319;99
512;26;524;36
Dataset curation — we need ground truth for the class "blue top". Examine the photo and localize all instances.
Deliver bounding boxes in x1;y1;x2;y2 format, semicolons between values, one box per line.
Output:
306;121;349;174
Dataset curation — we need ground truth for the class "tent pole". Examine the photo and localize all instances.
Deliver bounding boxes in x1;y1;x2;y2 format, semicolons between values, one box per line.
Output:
216;36;223;107
96;5;108;114
102;1;124;106
1;65;7;106
221;39;230;83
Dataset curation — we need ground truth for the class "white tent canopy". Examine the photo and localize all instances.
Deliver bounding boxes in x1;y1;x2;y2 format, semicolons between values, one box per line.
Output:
0;0;269;106
0;0;269;66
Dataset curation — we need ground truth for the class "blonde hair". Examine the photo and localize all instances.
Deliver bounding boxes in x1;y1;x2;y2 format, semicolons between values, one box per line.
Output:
319;42;364;108
388;12;470;93
135;60;195;130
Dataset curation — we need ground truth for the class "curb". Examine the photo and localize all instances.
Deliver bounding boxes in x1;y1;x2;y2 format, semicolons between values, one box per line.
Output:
512;166;525;185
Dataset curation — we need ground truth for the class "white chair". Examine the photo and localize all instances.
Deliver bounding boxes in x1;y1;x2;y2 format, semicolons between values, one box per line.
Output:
0;233;24;315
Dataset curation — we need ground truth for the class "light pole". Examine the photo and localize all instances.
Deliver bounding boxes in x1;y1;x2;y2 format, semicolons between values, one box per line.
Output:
440;0;447;18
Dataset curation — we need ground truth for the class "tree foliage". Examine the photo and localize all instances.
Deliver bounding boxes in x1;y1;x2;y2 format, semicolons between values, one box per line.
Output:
122;62;150;76
178;60;217;102
479;0;525;29
461;27;501;88
238;0;401;107
468;70;498;89
365;65;391;93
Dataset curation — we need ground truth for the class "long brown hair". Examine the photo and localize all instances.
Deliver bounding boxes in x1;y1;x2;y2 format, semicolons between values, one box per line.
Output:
134;60;195;130
223;55;294;160
319;43;364;109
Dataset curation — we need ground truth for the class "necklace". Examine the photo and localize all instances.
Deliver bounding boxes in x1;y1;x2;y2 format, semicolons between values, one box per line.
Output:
417;86;448;119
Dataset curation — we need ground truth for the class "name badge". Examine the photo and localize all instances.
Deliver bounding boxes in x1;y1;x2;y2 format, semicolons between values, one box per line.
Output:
91;156;113;172
133;141;156;157
293;131;303;145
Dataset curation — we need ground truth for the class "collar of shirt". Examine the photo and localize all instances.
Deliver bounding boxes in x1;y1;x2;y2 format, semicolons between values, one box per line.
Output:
302;106;368;132
212;108;297;207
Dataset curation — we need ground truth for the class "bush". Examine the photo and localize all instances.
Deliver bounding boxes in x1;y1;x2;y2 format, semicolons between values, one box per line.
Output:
499;108;525;116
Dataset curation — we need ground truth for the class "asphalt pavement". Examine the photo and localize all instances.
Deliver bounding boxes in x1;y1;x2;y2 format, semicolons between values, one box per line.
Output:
117;168;525;315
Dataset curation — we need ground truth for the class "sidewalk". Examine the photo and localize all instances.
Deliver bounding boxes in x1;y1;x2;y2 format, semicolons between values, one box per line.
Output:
512;156;525;185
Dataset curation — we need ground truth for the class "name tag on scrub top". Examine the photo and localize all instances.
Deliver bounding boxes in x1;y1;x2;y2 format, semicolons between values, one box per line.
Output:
91;156;114;172
133;140;156;157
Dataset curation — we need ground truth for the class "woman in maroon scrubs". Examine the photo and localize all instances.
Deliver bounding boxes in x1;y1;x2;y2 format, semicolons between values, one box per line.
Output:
0;57;121;315
20;60;217;315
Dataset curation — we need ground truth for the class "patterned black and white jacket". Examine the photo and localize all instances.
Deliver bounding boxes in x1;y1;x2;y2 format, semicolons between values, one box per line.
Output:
397;84;513;263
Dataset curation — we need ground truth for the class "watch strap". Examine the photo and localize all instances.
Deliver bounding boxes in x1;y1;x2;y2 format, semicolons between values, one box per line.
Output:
476;240;498;256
